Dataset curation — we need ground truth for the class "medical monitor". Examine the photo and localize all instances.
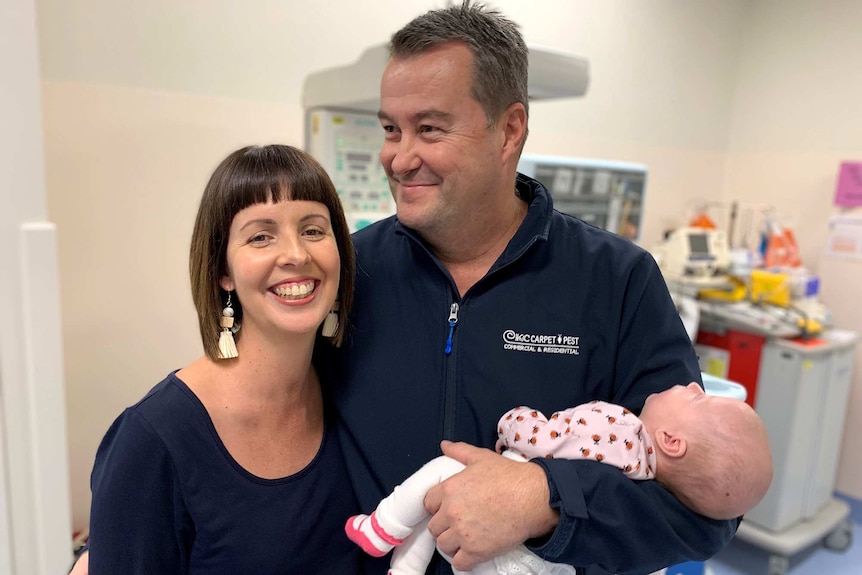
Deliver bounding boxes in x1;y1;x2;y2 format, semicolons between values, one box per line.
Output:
688;233;710;258
654;227;730;281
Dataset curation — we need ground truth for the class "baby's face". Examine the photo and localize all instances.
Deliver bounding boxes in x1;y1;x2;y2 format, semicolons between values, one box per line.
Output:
641;382;742;425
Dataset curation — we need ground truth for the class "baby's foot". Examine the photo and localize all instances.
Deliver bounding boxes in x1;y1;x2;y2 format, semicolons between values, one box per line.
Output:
344;512;404;557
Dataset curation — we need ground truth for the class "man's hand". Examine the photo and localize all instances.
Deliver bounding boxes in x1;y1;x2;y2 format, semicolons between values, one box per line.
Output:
69;550;88;575
423;441;559;571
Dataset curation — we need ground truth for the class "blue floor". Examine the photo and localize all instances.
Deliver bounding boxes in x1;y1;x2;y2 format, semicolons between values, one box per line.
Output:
708;493;861;575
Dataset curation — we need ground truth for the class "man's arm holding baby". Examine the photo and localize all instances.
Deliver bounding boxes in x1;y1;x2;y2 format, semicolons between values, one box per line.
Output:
430;441;737;575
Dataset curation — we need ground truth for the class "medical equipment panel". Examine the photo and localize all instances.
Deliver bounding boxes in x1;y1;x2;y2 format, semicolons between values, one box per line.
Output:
305;108;392;232
517;154;647;241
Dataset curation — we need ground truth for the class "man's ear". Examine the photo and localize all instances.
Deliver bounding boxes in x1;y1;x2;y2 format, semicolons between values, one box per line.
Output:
653;429;688;459
499;102;527;164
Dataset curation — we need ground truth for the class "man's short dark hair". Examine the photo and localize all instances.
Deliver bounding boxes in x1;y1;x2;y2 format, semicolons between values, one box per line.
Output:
390;0;529;127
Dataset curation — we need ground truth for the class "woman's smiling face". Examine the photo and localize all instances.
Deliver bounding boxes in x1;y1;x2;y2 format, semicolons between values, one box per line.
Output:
220;199;340;344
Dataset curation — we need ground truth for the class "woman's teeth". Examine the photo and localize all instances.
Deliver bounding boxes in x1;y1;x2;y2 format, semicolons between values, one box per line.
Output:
273;281;316;299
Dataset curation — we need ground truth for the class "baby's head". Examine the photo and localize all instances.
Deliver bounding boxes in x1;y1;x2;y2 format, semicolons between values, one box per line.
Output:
639;383;773;520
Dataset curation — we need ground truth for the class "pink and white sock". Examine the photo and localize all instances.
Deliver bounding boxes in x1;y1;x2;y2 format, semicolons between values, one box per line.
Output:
344;511;409;557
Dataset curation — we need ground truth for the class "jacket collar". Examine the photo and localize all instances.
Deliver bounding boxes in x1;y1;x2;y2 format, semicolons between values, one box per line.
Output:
390;174;554;278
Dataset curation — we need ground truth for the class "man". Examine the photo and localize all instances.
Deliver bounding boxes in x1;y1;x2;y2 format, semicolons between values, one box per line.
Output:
72;2;735;574
332;2;735;574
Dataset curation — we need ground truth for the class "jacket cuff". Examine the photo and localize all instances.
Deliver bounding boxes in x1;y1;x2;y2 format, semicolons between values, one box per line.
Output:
526;458;589;561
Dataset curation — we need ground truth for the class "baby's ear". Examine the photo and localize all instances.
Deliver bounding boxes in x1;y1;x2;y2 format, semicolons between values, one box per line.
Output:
653;430;687;459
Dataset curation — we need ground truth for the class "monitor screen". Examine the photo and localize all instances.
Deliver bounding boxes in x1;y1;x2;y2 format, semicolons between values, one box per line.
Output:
688;233;709;256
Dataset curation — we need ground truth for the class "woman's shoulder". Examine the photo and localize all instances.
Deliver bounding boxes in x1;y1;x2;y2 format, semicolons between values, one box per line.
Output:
118;370;208;442
130;370;194;409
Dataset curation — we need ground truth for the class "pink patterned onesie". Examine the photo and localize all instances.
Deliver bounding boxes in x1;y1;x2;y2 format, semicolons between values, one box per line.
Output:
344;401;656;574
496;401;656;479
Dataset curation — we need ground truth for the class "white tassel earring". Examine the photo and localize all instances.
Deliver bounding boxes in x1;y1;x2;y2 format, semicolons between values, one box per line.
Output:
321;300;339;338
218;292;239;359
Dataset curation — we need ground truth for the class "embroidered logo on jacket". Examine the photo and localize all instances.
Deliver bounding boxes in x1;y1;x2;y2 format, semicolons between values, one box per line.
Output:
502;330;580;355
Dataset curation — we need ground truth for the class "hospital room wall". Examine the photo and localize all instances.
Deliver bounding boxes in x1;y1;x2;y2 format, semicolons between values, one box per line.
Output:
33;0;862;534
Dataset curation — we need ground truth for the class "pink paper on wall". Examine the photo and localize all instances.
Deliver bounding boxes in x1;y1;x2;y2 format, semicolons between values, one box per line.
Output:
835;162;862;207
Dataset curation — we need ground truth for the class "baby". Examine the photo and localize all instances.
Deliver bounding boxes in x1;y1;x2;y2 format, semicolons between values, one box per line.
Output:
345;382;773;575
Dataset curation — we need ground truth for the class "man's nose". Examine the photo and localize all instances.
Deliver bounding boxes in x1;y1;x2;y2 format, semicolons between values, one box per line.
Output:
384;135;421;176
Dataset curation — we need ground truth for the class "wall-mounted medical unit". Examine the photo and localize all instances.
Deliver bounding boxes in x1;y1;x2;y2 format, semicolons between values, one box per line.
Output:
517;154;647;241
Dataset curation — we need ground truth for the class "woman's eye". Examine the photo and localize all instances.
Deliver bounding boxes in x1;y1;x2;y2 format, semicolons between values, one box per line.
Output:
249;233;271;244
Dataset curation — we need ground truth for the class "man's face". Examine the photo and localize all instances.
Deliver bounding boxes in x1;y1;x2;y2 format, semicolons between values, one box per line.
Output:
377;42;507;238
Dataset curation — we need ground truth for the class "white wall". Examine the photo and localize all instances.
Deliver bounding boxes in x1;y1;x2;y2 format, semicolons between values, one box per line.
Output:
1;0;73;572
32;0;862;532
818;251;862;499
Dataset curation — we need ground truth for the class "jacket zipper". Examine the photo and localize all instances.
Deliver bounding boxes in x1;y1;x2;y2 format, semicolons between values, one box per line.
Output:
444;302;459;355
443;301;460;440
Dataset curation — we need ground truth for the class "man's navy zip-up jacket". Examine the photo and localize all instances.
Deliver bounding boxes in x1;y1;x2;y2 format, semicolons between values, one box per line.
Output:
330;174;737;575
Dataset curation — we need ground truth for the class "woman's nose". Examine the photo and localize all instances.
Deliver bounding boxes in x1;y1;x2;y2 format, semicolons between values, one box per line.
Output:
277;237;310;266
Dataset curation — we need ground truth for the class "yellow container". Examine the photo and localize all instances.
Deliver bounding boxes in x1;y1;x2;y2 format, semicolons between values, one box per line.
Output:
750;269;790;307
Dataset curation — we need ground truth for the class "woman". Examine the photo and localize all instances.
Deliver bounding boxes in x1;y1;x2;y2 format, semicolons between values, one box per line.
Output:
86;144;359;573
